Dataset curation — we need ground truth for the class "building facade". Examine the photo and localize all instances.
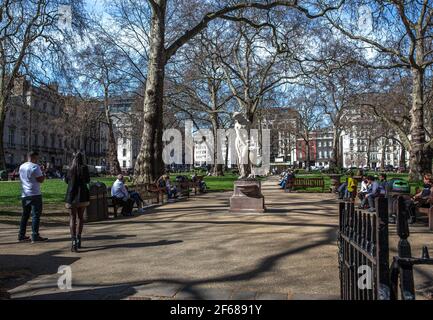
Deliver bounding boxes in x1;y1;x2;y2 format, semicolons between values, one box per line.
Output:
3;77;108;169
110;96;142;170
340;108;408;169
258;107;298;166
296;129;334;169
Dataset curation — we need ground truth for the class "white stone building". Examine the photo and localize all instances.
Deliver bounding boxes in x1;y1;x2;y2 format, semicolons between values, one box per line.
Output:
3;77;108;169
110;96;142;170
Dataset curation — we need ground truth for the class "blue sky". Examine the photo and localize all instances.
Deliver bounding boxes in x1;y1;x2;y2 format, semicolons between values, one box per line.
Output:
85;0;105;14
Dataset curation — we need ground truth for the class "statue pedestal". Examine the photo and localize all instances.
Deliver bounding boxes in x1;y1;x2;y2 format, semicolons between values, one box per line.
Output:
229;180;266;213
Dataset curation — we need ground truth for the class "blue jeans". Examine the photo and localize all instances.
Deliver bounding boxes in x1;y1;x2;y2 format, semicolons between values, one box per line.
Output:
338;183;347;198
129;191;143;207
167;187;177;199
281;180;286;189
19;195;43;239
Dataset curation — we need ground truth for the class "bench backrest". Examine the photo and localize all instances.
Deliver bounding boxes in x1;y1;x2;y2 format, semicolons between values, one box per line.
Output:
293;177;325;187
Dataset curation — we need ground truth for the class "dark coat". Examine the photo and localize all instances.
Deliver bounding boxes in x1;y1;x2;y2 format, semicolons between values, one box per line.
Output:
65;165;90;204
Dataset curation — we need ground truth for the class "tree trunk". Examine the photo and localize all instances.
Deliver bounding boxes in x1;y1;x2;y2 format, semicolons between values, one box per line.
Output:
104;91;121;176
305;139;311;172
400;145;406;169
330;127;340;170
366;138;372;168
210;112;223;176
133;1;166;184
380;138;387;171
409;67;432;181
0;98;6;171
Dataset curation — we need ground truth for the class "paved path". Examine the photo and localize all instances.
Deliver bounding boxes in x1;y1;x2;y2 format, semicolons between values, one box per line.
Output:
1;178;432;300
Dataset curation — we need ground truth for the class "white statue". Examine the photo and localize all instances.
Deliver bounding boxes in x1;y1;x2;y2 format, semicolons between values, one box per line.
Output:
233;112;251;180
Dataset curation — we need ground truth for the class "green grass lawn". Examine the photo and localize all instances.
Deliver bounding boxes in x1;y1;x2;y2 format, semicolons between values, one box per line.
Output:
0;171;422;207
0;177;117;207
0;174;238;207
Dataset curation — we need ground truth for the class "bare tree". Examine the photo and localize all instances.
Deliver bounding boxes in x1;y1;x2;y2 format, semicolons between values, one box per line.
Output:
326;1;433;180
122;0;342;184
76;42;130;175
167;30;234;175
290;88;324;171
0;0;86;170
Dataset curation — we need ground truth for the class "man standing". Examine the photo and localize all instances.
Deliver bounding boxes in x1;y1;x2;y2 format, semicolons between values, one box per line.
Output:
18;151;48;243
111;175;135;216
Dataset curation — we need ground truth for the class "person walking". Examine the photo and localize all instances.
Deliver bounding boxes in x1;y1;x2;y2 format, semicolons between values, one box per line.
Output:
65;152;90;252
18;151;48;243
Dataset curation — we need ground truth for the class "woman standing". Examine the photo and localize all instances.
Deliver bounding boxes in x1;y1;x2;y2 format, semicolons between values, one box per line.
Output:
65;153;90;252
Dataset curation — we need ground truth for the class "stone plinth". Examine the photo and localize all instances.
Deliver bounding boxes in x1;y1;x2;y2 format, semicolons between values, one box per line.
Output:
229;180;266;213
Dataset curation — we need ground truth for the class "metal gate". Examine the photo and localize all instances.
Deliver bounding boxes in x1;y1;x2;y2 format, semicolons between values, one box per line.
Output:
339;196;433;300
338;198;390;300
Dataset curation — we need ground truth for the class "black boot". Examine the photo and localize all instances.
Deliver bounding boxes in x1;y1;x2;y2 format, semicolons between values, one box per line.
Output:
71;237;78;252
76;235;82;249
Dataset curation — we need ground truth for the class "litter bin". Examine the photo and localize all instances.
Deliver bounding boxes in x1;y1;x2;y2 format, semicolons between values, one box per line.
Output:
0;170;8;181
84;182;109;222
386;179;411;218
97;183;109;220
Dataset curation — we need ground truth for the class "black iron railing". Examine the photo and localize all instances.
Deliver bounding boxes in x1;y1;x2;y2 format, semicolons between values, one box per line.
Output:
338;198;390;300
339;196;433;300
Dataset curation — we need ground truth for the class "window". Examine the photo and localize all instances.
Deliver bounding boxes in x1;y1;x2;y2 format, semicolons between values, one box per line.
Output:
123;149;127;157
33;133;39;147
123;161;127;168
8;127;15;146
51;134;56;148
21;130;27;146
123;137;127;145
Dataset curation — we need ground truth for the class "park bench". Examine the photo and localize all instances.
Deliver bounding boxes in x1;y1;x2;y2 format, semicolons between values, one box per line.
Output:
145;182;166;204
107;184;162;218
285;177;325;193
175;179;191;198
416;188;433;231
189;176;205;195
106;188;121;218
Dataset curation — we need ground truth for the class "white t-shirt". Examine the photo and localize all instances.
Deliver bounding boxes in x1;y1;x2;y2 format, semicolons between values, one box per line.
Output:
19;162;43;198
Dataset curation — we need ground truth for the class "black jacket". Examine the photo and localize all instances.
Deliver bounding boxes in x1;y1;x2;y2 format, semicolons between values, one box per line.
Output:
65;166;90;204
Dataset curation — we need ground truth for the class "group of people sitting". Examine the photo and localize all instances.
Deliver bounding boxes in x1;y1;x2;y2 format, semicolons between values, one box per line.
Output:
110;173;208;216
278;170;296;190
338;172;433;224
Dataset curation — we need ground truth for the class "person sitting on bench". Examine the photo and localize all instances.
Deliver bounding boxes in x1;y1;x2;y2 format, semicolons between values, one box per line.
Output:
280;170;295;190
357;175;369;204
157;175;177;199
413;174;433;206
111;175;135;216
389;175;432;225
360;176;382;212
125;185;145;212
